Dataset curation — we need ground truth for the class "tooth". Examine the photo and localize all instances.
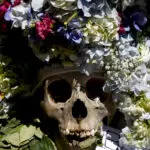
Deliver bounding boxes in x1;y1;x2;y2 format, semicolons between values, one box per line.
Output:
86;131;91;136
66;129;70;135
70;132;74;135
80;132;83;137
95;129;97;134
80;132;86;138
73;140;77;146
60;129;63;133
63;130;66;134
73;140;78;146
76;132;79;136
91;129;95;136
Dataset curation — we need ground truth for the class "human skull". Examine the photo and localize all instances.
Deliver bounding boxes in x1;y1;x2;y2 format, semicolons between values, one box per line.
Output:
40;68;109;149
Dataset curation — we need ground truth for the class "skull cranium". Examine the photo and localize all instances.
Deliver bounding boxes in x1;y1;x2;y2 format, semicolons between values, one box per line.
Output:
40;69;109;149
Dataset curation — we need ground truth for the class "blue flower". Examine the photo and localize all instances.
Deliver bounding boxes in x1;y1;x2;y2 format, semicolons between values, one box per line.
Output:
68;19;81;29
57;26;83;44
65;29;82;44
130;12;147;32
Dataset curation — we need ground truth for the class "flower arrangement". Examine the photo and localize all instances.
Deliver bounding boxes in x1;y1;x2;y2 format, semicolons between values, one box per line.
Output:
0;0;150;149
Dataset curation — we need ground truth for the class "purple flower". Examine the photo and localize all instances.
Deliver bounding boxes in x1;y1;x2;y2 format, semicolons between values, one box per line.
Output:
57;26;83;44
68;19;81;28
130;12;147;32
66;29;82;44
4;7;11;21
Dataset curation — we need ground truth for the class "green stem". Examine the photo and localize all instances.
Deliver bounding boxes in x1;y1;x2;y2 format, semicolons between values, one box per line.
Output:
64;11;78;26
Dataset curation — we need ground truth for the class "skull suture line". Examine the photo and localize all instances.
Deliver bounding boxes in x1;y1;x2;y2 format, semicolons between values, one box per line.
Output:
41;70;109;149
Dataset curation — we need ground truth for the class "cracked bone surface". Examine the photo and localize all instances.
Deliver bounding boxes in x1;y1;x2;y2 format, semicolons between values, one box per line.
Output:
40;69;110;149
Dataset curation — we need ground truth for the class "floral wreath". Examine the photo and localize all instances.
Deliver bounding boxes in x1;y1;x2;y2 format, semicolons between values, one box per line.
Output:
0;0;150;149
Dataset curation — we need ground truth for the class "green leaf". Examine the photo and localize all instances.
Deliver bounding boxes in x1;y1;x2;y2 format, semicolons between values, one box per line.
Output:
5;125;23;135
29;139;41;150
11;146;18;150
4;132;20;146
29;136;57;150
20;125;36;143
0;119;21;134
39;135;57;150
79;137;97;149
34;128;43;139
0;148;10;150
20;138;33;146
0;141;10;148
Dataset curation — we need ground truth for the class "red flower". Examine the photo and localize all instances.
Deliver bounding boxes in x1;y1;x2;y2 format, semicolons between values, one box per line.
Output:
119;24;126;34
118;12;126;34
0;0;10;20
35;15;55;40
12;0;21;7
0;0;11;32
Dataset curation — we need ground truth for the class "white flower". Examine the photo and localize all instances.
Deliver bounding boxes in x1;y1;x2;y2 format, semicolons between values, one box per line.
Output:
48;0;77;10
128;64;150;98
31;0;46;12
122;0;135;10
122;105;145;116
95;146;105;150
9;2;31;29
138;42;150;63
140;113;150;120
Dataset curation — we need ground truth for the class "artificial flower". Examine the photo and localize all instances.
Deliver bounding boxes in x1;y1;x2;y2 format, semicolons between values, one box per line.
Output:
130;12;147;32
0;0;10;20
82;17;119;45
140;113;150;120
122;105;145;117
121;0;134;10
31;0;45;12
35;15;55;39
138;41;150;63
77;0;111;18
128;65;150;98
57;26;82;44
0;92;4;102
5;1;31;29
11;0;21;7
48;0;77;10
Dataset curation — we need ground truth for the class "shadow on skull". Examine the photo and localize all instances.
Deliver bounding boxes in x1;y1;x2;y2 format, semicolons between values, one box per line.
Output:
36;70;116;149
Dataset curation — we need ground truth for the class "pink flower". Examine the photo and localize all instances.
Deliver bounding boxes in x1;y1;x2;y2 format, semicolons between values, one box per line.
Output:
35;15;55;40
0;0;10;20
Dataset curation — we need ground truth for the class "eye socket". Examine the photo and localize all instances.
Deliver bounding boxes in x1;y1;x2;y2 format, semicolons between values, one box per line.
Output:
86;78;105;101
48;79;72;103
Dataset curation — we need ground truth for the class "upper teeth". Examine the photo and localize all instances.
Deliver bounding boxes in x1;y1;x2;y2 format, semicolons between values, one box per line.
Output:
60;129;97;137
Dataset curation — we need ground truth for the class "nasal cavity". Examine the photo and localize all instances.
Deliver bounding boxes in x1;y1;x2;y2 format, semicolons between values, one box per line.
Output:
72;99;87;119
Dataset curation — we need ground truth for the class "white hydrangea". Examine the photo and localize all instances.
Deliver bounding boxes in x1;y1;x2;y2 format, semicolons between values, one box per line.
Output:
7;2;31;29
138;41;150;63
83;17;119;45
140;113;150;120
48;0;77;10
128;65;150;98
122;105;145;116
